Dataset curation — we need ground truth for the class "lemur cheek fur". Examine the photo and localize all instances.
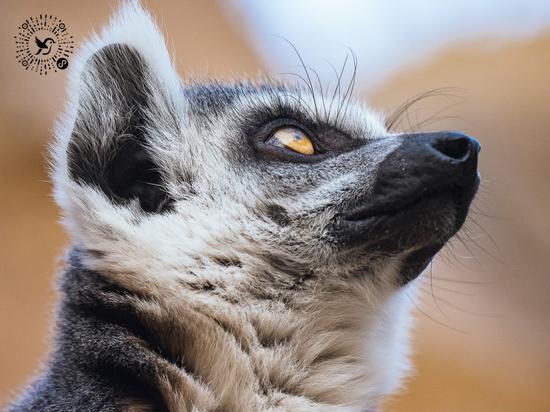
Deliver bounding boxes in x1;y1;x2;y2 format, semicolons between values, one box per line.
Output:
9;2;479;411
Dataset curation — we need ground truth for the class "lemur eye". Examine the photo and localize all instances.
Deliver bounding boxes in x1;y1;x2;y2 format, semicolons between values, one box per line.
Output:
267;127;315;155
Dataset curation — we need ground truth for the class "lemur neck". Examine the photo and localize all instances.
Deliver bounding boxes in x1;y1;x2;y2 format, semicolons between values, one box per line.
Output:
65;251;410;411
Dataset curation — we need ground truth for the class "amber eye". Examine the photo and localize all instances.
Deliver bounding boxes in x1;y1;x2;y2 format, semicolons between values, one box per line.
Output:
266;127;315;155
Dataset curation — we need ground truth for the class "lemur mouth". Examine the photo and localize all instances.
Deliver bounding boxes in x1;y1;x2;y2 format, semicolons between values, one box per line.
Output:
343;180;477;224
336;178;479;282
340;177;479;239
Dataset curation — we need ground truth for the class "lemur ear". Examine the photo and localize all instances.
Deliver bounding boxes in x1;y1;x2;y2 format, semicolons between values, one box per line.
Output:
55;1;184;213
67;43;171;213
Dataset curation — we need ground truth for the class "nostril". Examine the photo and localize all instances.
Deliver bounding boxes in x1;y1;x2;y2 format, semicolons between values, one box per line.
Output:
432;137;471;161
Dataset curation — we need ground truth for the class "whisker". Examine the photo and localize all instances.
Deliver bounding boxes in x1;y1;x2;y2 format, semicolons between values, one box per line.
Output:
385;87;465;131
466;216;501;254
278;91;317;120
339;48;358;128
279;37;320;120
460;229;505;265
418;282;475;296
304;65;328;120
427;260;445;316
421;292;501;318
440;239;476;270
327;53;349;120
430;275;494;285
406;292;468;334
455;232;482;266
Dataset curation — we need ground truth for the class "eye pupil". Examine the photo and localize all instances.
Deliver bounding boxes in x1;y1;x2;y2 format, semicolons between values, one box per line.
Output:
268;127;315;155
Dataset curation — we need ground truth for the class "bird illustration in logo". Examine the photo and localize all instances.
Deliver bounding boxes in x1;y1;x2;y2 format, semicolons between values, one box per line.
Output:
34;36;55;55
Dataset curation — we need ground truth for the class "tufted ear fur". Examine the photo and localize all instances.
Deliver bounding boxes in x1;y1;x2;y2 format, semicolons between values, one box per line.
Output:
53;1;185;216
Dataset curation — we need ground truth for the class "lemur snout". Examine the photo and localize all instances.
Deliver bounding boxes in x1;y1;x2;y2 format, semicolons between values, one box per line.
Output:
389;131;480;189
335;131;480;264
364;131;480;221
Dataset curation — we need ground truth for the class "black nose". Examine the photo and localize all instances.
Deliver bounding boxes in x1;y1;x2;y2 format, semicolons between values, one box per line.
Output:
429;132;480;164
371;131;480;208
385;131;480;189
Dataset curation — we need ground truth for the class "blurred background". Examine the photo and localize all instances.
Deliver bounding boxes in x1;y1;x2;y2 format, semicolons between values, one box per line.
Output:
1;1;549;410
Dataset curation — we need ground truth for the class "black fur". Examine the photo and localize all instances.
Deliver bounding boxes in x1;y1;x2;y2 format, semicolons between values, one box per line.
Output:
68;43;173;213
263;203;291;226
7;251;176;411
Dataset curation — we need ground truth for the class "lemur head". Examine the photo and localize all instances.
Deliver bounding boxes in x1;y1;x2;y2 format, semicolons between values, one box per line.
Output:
52;2;479;407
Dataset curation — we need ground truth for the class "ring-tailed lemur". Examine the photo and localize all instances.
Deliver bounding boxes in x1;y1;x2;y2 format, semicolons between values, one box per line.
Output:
8;2;480;411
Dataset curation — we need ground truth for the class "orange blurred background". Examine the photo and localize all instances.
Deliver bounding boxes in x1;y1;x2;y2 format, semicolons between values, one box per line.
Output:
1;1;549;411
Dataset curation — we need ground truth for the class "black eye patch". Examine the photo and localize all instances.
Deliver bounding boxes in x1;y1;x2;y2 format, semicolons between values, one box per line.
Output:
246;111;366;164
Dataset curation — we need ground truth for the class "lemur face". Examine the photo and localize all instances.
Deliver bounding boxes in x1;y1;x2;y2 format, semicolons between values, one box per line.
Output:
53;6;478;303
180;82;480;284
